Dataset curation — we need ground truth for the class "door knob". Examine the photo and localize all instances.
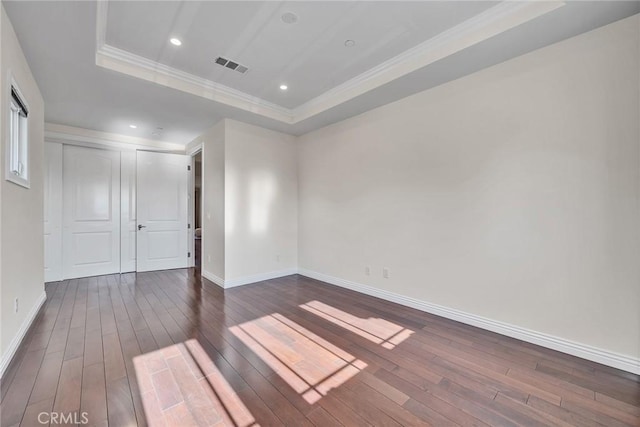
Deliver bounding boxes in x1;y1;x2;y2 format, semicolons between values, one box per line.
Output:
138;224;146;230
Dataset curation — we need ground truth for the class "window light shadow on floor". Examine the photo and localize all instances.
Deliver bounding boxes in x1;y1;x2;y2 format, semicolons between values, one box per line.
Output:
229;313;367;404
300;300;414;349
133;339;256;427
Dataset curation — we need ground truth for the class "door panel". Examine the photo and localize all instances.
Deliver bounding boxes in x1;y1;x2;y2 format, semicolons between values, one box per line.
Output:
44;142;63;282
121;151;137;272
72;232;113;264
136;151;188;272
63;145;120;279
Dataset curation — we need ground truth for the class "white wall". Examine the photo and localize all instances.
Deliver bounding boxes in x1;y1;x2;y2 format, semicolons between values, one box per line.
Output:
297;15;640;363
224;119;298;284
194;121;225;282
0;5;45;372
191;119;298;287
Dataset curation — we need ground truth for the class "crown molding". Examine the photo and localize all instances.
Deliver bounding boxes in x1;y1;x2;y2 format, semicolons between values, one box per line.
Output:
292;0;565;122
95;0;108;52
95;0;564;125
45;123;185;152
96;44;295;124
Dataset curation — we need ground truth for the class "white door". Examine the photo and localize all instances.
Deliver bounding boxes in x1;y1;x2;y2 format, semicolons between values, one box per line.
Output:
62;145;121;279
44;142;63;282
120;151;137;272
136;150;189;272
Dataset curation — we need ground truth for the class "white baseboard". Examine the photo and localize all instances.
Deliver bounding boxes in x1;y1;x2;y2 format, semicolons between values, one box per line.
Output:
201;269;224;288
224;268;298;288
298;268;640;375
0;291;47;379
201;268;298;289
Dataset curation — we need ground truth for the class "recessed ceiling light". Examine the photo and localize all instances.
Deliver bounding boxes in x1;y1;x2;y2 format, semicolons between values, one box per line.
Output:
129;124;137;129
344;39;356;47
281;12;298;24
170;38;182;46
279;84;288;91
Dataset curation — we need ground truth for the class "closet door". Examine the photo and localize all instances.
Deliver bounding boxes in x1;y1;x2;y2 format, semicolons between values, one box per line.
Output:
43;142;63;282
62;145;120;279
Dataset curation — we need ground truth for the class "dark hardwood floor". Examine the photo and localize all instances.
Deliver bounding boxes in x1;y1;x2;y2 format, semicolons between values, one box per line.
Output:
1;270;638;426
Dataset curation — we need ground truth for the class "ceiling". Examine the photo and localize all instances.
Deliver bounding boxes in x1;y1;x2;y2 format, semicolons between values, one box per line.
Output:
4;1;640;146
105;1;496;109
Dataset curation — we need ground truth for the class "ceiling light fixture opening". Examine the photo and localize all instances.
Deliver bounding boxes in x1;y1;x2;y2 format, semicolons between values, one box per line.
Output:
279;84;288;91
129;124;137;129
344;39;356;47
170;38;182;46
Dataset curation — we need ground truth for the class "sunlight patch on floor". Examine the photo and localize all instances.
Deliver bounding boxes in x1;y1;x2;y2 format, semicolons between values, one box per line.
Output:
229;313;367;404
300;300;414;349
134;339;256;427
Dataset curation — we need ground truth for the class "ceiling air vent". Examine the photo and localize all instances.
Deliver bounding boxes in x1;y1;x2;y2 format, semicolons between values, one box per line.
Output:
214;56;249;74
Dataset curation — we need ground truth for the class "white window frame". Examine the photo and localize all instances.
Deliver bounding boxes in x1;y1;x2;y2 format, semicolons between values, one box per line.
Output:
5;75;30;188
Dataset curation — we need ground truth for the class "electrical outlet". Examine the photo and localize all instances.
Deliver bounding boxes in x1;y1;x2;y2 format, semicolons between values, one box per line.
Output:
365;266;371;276
14;298;19;313
208;254;212;263
383;268;390;279
276;254;281;262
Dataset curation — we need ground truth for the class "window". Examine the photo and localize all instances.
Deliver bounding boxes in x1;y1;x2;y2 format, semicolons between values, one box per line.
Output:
6;82;29;188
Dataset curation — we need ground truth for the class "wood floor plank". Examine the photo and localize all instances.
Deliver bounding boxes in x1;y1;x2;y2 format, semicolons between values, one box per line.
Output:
526;395;604;427
307;405;344;427
28;350;65;405
106;377;137;427
81;362;108;426
52;356;83;427
20;397;54;427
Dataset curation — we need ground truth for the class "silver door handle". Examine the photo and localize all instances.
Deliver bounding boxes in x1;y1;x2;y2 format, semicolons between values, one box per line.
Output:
137;224;146;230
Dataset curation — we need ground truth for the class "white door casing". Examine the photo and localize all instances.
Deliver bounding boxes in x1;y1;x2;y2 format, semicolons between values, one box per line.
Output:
62;145;121;279
120;151;137;272
44;142;63;282
188;155;194;268
136;150;189;272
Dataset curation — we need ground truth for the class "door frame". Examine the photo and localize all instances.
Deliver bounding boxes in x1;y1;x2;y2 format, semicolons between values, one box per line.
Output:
43;142;63;282
187;143;203;268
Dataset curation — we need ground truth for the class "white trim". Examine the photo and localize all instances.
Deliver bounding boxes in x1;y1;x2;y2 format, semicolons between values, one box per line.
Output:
95;44;294;124
187;148;203;269
5;72;31;188
95;0;108;52
45;123;185;153
186;142;203;157
94;1;563;124
298;269;640;375
224;268;298;289
0;292;47;379
293;1;565;122
202;269;224;288
201;268;298;289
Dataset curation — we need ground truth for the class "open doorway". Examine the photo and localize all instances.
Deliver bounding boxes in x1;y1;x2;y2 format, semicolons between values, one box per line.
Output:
193;151;203;269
